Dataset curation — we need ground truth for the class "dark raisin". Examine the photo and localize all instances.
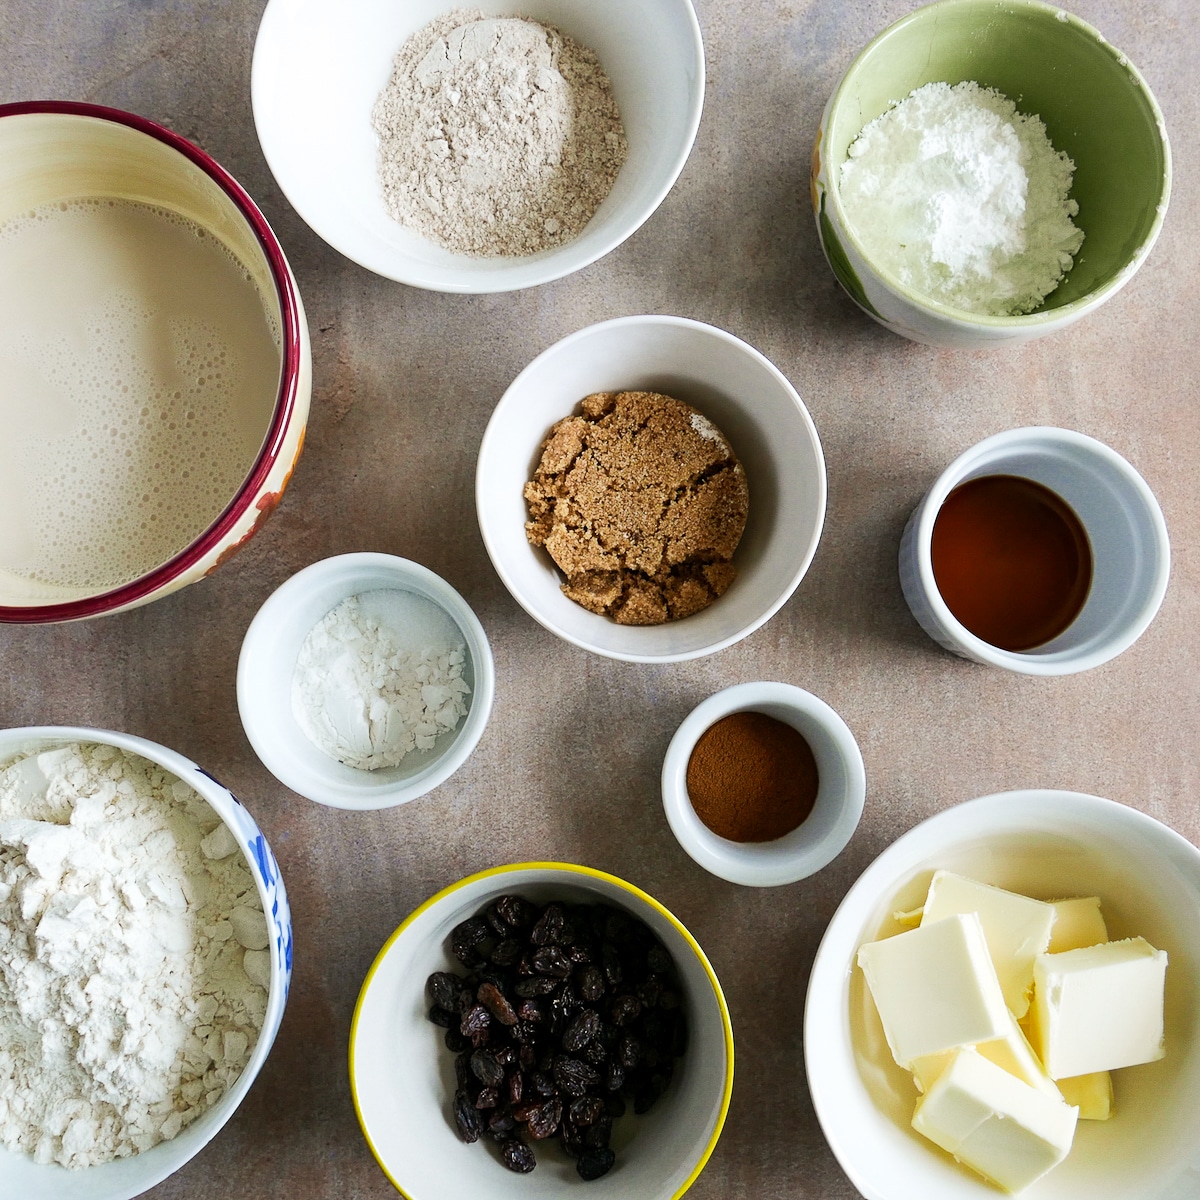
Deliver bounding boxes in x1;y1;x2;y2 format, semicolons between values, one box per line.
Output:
518;1043;536;1071
470;1048;505;1088
454;1051;472;1090
605;1061;625;1093
444;1027;469;1053
610;994;641;1027
583;1039;608;1066
496;895;536;929
453;1090;483;1143
488;1110;515;1134
460;1003;492;1046
569;1095;605;1127
530;903;566;946
582;1113;612;1149
477;981;518;1026
485;904;509;936
427;971;462;1011
490;938;522;967
501;1138;537;1173
568;942;593;964
427;1004;456;1028
637;976;663;1008
530;1070;556;1098
660;988;681;1011
532;945;572;978
618;1034;643;1069
451;917;491;966
507;1070;524;1105
647;944;672;975
473;1086;500;1110
576;1147;616;1181
553;1055;600;1097
577;964;605;1001
601;943;623;987
515;976;558;998
517;998;544;1023
563;1008;599;1052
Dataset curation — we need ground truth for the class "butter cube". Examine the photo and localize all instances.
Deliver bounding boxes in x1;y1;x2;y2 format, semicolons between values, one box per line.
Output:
1047;897;1108;953
911;1011;1062;1100
912;1048;1078;1193
1056;1071;1113;1120
1031;937;1167;1079
857;913;1010;1068
921;871;1055;1018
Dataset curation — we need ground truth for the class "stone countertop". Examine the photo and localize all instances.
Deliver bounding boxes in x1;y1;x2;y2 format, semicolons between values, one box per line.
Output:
1;1;1197;1197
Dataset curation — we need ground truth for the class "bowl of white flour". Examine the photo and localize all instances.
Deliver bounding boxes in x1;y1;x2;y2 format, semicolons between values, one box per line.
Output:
0;726;292;1200
811;0;1171;349
251;0;705;292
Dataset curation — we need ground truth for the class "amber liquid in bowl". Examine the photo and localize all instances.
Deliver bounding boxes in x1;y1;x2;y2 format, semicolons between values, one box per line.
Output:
931;475;1092;652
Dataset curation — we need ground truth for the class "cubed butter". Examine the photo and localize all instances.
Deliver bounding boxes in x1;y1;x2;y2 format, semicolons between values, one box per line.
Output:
921;871;1055;1018
911;1012;1061;1100
912;1048;1079;1194
1056;1071;1113;1120
858;913;1009;1068
1031;937;1167;1079
1047;897;1108;953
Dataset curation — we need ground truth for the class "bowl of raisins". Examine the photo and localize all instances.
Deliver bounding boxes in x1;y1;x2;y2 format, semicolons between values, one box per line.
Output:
349;862;733;1197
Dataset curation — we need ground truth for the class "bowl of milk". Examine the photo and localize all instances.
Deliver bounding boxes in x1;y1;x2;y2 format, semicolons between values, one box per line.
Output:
0;101;311;623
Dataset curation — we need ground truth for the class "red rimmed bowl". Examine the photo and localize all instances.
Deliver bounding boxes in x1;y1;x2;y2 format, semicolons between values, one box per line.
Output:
0;101;311;623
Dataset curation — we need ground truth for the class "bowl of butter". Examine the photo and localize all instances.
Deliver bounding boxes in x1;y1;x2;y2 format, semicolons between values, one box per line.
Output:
805;790;1200;1200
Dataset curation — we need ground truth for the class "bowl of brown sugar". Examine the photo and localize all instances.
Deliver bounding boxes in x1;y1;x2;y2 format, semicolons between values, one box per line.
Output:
661;682;866;887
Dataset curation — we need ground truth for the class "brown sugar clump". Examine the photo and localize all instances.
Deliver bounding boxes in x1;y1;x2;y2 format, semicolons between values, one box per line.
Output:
523;391;750;625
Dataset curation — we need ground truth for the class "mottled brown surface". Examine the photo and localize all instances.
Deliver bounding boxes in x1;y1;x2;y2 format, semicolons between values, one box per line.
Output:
0;2;1197;1197
524;391;748;624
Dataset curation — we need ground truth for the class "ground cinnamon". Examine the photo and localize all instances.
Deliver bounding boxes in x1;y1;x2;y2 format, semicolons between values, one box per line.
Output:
685;711;819;843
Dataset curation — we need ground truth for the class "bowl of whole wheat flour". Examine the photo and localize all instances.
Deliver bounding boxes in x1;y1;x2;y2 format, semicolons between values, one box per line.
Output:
252;0;705;291
0;726;292;1200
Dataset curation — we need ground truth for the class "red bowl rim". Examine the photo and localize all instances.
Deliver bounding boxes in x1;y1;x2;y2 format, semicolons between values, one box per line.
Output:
0;100;303;624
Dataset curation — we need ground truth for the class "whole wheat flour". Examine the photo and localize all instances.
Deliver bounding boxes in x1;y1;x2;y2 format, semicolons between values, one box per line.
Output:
292;589;471;770
839;81;1085;315
0;743;268;1168
372;11;627;257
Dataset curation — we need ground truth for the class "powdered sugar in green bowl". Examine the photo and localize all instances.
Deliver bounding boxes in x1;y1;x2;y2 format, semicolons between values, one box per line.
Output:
811;0;1170;349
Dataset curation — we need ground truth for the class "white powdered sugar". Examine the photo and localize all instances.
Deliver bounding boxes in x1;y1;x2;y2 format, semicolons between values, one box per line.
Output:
840;81;1085;315
0;743;267;1169
291;589;471;771
372;10;627;257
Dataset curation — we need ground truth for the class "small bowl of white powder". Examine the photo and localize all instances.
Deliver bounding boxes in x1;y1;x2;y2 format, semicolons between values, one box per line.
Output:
811;0;1171;349
0;726;291;1200
251;0;705;292
237;552;495;809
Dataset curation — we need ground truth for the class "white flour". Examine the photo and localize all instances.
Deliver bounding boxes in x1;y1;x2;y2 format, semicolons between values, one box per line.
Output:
0;743;267;1169
840;81;1085;315
292;589;471;771
372;11;627;257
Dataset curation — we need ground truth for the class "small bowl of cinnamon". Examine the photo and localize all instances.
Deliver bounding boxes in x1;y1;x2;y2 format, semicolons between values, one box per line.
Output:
661;681;865;887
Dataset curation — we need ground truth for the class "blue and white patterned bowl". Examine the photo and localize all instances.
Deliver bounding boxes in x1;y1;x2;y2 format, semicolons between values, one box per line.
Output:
0;725;292;1200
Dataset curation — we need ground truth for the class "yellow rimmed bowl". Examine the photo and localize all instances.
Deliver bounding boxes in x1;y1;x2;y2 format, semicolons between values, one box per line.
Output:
350;862;733;1198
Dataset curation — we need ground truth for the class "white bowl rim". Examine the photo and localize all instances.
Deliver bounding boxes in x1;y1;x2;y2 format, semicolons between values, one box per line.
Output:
822;0;1173;328
348;859;736;1199
475;314;828;663
909;426;1171;675
250;0;706;293
803;787;1200;1200
0;723;289;1200
661;681;866;886
236;552;496;809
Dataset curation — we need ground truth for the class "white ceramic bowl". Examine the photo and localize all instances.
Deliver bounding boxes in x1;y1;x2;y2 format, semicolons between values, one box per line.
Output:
476;316;827;662
805;789;1200;1200
0;725;292;1200
898;427;1170;675
661;682;865;887
252;0;704;292
237;552;495;809
350;861;733;1199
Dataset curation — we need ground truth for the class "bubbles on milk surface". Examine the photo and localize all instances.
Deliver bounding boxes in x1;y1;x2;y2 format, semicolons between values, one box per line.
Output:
0;198;282;591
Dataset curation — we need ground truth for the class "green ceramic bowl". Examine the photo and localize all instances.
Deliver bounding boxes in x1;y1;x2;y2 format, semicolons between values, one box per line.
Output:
812;0;1170;349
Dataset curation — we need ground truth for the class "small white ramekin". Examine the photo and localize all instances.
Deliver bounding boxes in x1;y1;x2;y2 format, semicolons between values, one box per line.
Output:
661;682;865;887
898;427;1170;676
237;553;495;810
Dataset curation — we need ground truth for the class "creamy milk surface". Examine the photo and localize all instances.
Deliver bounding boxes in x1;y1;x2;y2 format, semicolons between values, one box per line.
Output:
0;198;281;593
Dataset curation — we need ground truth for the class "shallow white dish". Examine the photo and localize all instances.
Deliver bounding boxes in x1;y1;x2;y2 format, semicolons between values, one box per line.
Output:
898;427;1170;675
350;861;733;1199
251;0;704;292
476;315;827;662
805;790;1200;1200
661;682;865;886
0;725;292;1200
237;552;495;809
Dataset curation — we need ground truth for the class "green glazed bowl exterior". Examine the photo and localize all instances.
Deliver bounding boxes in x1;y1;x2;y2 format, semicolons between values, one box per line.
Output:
811;0;1171;349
